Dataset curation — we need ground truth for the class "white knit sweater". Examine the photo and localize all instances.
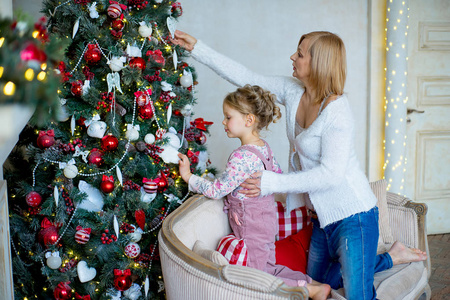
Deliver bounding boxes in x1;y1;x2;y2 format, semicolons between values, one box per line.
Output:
191;40;377;228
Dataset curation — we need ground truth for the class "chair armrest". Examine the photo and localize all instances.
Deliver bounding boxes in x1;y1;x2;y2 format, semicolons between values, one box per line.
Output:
386;192;430;276
222;265;308;298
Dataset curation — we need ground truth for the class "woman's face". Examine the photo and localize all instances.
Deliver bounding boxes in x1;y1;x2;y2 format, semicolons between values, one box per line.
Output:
290;38;311;82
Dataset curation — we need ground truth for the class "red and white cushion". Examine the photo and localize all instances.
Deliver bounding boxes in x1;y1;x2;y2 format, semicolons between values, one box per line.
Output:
276;201;310;241
216;234;248;266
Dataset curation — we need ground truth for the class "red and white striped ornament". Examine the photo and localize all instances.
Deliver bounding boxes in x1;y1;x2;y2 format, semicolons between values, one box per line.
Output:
107;4;122;18
75;226;91;244
142;180;158;194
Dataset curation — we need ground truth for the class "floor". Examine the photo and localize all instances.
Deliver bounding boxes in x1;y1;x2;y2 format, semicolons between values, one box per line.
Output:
428;234;450;299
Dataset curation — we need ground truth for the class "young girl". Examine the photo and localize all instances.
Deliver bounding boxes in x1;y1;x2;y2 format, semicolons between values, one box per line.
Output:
178;85;331;300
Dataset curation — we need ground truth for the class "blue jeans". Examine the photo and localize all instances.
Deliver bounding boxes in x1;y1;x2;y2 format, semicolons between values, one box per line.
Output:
307;207;390;300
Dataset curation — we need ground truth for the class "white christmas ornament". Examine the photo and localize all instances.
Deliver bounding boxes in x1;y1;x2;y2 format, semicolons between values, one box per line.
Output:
116;166;123;186
125;124;140;141
78;180;104;212
166;17;177;39
88;2;99;18
71;115;76;136
159;128;182;164
114;215;120;239
64;164;78;179
197;151;209;173
57;105;70;122
180;69;193;88
129;225;143;242
124;242;141;258
123;283;142;300
173;50;178;70
144;133;155;144
82;80;91;95
87;120;107;138
54;186;59;206
106;72;123;93
181;104;193;117
46;252;62;269
126;43;142;57
77;261;97;283
140;187;156;203
138;22;152;37
107;56;126;72
72;17;80;39
145;276;149;297
160;81;172;92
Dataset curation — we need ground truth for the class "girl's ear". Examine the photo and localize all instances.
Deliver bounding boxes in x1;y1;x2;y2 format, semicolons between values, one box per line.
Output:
246;114;256;127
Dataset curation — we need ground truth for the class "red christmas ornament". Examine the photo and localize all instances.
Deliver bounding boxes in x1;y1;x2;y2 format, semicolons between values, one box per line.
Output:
114;269;132;291
71;81;83;97
195;132;207;145
20;42;47;63
107;3;123;18
75;226;91;244
135;209;146;230
39;218;59;247
157;172;168;192
26;191;42;207
84;44;102;65
54;281;72;300
101;134;119;151
111;18;124;31
129;57;146;70
138;104;154;120
88;148;104;166
171;2;183;17
100;175;115;193
37;129;55;148
146;49;165;67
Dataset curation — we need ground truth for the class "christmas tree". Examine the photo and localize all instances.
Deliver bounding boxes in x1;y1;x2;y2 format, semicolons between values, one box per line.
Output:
6;1;213;299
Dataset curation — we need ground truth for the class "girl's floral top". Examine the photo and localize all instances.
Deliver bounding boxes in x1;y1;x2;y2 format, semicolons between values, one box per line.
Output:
188;144;282;200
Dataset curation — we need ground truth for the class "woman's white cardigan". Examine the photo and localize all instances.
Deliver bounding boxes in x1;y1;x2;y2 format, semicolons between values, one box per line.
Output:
191;40;377;228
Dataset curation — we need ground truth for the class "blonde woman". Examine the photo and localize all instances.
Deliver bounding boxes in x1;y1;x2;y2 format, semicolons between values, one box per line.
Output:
172;30;426;300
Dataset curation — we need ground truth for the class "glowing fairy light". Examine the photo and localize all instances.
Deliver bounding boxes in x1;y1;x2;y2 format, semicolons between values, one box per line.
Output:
384;0;409;194
4;81;16;95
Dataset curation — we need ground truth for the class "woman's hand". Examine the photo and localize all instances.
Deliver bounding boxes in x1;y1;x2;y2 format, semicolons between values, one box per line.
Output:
239;171;262;198
171;30;197;51
178;153;192;183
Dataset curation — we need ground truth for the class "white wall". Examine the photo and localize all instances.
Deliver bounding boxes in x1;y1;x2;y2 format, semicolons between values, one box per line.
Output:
179;0;370;173
12;0;373;174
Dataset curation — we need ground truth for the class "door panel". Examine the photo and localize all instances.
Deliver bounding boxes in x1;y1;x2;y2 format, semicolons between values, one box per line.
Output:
406;0;450;234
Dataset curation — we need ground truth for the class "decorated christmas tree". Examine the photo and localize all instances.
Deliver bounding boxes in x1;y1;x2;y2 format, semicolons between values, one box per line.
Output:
6;1;213;299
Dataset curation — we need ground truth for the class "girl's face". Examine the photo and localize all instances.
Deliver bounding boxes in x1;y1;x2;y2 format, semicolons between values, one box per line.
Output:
290;38;311;82
222;103;248;139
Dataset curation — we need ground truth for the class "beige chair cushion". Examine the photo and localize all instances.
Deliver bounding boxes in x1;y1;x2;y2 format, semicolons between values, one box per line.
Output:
192;240;229;266
370;180;395;251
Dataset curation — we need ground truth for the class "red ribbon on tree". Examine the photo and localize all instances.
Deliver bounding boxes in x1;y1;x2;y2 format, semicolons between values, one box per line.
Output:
102;175;114;182
187;150;200;164
191;118;213;131
41;217;62;229
134;88;153;98
75;293;91;300
38;129;54;138
114;268;132;276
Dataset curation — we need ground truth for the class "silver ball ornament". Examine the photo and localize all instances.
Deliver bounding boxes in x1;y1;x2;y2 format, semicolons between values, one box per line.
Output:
47;255;62;269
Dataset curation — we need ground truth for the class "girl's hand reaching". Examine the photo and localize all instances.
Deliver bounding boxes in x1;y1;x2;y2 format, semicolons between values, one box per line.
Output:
171;30;197;51
178;153;192;183
239;171;262;198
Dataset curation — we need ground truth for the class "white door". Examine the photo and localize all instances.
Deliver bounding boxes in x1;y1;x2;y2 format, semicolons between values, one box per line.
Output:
405;0;450;234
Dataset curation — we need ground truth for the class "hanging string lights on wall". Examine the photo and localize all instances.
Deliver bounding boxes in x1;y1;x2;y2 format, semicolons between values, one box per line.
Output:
384;0;410;194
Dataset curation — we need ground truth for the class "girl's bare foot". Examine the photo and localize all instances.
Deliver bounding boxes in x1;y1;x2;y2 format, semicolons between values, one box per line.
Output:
306;281;331;300
388;241;427;265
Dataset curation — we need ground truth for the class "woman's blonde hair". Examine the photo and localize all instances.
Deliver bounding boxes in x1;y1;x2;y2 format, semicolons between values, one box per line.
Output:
223;84;281;131
299;31;347;104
